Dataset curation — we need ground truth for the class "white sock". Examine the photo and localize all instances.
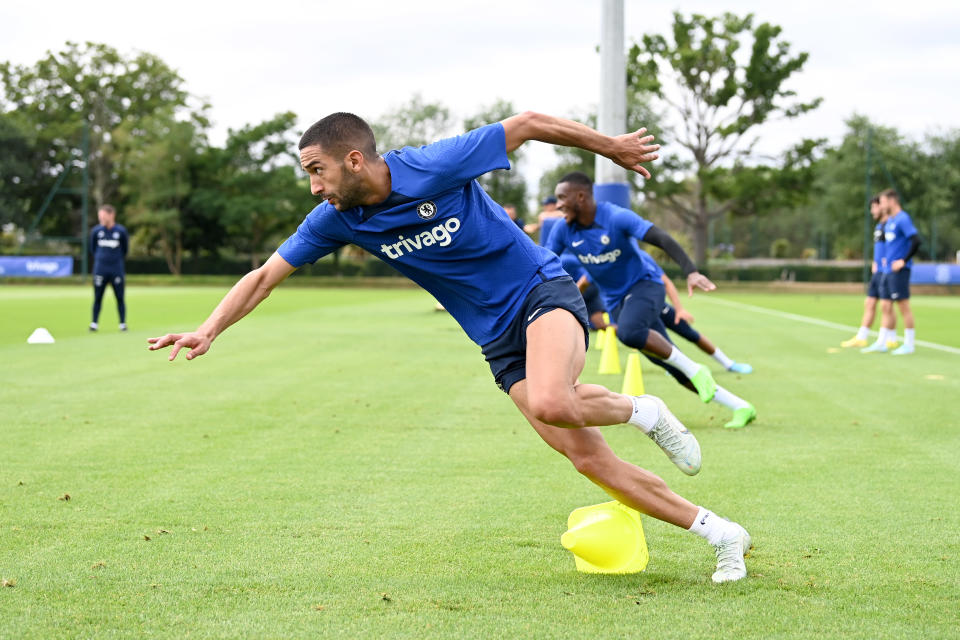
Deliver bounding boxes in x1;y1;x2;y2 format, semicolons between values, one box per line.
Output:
856;326;870;341
712;386;750;410
872;330;887;346
627;395;659;434
712;348;734;369
885;328;898;344
664;346;702;379
89;322;98;329
688;507;734;545
904;328;915;348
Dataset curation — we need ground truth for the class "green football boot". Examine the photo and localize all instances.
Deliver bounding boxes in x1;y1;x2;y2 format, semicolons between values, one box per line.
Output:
690;365;717;403
724;403;757;429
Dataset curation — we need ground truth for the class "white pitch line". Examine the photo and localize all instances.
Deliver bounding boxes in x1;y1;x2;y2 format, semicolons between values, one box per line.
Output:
699;296;960;356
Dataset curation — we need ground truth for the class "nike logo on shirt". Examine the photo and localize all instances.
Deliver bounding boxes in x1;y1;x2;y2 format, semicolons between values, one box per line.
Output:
572;240;585;247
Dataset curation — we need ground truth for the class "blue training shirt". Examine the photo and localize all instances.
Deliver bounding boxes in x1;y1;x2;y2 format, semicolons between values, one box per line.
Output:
883;210;918;268
278;123;567;346
639;251;665;280
545;201;658;311
90;224;128;274
873;221;888;273
560;252;586;281
539;217;562;247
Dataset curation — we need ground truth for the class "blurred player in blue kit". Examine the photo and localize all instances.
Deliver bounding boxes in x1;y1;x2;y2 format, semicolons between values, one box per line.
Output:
546;173;756;429
861;189;921;354
841;196;888;348
88;204;129;332
149;111;751;582
562;251;752;375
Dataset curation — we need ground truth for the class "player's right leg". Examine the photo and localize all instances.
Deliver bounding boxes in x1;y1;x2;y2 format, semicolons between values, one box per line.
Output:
90;273;107;331
843;281;880;347
863;295;895;353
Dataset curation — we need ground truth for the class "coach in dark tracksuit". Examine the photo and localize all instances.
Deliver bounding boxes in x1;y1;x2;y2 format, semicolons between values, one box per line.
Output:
89;204;129;332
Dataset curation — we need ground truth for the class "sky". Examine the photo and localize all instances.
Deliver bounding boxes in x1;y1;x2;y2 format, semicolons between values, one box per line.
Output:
2;0;959;199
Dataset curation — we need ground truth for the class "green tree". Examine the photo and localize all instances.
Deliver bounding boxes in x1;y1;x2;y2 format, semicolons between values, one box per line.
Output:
0;114;36;232
0;41;194;238
538;94;661;203
213;112;314;269
463;99;528;218
809;116;921;259
113;108;206;274
627;12;822;263
370;94;455;152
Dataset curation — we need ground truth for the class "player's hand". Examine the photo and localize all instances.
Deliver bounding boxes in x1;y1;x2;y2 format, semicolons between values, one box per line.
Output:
891;259;905;272
611;128;660;179
686;271;716;297
676;308;695;325
147;331;212;361
871;262;877;274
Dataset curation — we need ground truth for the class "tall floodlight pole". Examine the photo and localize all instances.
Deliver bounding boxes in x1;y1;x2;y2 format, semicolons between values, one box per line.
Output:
595;0;630;208
81;121;90;279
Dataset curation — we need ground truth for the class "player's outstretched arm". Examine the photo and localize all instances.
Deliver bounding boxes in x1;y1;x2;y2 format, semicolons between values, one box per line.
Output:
642;226;716;297
148;252;296;361
500;111;660;179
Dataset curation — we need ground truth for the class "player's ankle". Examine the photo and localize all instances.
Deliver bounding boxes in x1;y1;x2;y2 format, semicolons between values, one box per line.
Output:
626;395;658;433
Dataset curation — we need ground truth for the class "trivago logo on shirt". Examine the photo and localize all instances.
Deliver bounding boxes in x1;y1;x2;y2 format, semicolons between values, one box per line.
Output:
97;230;121;249
379;217;462;259
578;248;622;265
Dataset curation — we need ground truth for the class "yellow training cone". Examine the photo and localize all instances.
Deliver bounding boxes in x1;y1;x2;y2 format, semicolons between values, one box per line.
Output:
598;326;621;374
621;353;645;396
593;326;606;351
560;501;648;574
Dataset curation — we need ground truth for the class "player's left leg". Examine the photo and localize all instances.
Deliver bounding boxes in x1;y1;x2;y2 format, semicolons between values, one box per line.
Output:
90;273;107;331
616;283;716;402
520;305;700;475
663;305;753;375
644;353;757;429
892;281;915;355
511;384;750;582
111;274;127;330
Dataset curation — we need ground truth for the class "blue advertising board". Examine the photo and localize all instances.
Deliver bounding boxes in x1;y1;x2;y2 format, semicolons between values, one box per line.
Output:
0;256;74;277
910;263;960;286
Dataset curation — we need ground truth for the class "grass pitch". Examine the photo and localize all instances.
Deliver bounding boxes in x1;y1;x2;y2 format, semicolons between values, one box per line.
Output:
1;284;958;638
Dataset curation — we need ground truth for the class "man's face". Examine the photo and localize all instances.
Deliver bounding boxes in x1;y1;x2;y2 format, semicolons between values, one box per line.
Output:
880;194;898;216
98;209;115;227
554;182;586;224
870;201;881;221
300;144;366;211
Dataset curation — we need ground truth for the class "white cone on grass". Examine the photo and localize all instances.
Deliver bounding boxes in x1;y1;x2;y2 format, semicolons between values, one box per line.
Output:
27;328;55;344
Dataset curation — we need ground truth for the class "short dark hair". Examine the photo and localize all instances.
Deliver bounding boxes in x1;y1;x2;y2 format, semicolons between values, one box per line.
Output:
879;188;899;203
558;171;593;190
870;195;880;205
99;204;116;215
299;112;377;159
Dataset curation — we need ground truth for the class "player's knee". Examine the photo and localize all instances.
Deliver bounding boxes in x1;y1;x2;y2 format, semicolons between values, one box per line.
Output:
616;323;649;349
527;392;583;428
566;448;609;479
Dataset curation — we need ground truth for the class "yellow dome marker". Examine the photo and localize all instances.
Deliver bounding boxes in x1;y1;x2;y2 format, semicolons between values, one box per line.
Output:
561;501;649;574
